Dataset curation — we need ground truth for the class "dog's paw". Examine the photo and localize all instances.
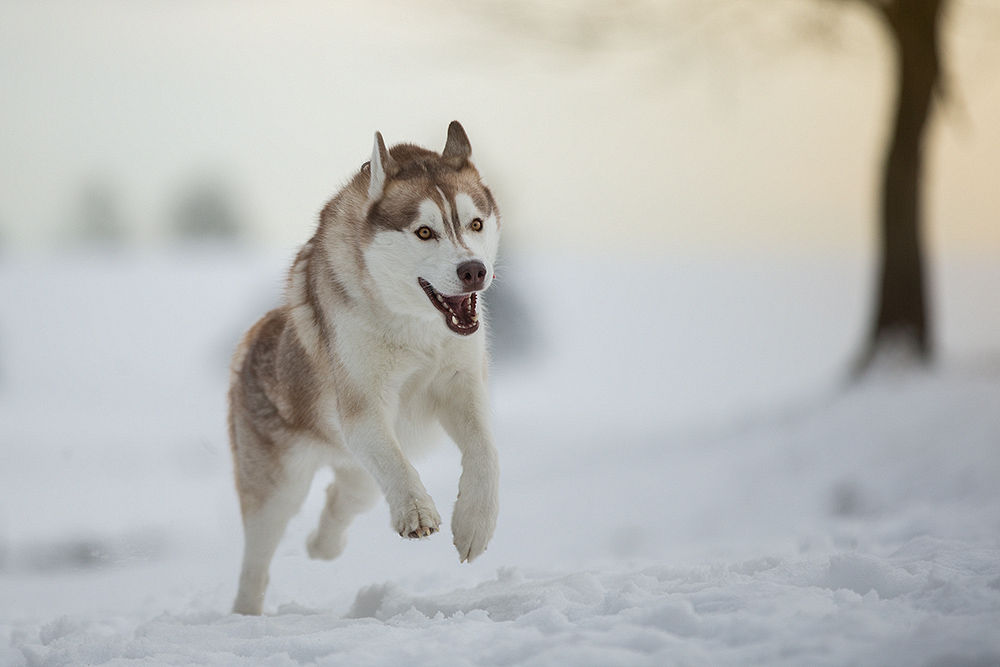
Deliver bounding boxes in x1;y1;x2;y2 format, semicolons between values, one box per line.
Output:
306;528;347;561
392;494;441;539
451;494;497;563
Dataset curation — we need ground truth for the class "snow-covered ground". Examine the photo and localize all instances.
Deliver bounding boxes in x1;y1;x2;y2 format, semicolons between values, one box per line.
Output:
1;250;999;666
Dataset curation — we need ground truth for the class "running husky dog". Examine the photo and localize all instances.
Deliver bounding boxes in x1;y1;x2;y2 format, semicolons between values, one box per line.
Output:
228;122;500;615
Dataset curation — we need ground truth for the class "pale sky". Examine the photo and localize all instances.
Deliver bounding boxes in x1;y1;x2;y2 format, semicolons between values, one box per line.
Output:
0;0;997;255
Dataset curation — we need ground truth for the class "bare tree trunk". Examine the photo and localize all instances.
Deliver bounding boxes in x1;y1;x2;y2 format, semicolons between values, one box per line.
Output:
857;0;945;373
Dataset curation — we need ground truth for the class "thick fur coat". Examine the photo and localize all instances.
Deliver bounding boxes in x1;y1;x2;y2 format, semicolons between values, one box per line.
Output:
229;122;500;615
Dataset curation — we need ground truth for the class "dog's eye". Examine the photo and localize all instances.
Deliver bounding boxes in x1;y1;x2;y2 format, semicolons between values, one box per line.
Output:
470;218;483;232
415;226;436;240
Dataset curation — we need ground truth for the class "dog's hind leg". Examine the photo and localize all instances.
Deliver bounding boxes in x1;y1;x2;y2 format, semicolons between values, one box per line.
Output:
307;465;381;560
232;465;314;615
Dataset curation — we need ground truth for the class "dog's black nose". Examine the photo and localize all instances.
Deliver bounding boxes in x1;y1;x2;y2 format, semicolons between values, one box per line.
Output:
457;260;488;292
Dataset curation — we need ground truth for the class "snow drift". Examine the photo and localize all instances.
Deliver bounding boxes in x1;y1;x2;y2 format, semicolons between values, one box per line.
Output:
1;251;999;666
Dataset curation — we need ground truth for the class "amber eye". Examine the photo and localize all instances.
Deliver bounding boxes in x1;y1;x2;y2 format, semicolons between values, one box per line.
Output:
470;218;483;232
416;226;435;240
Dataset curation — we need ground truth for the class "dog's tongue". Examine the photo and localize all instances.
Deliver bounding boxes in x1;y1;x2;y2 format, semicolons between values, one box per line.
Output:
441;292;478;334
418;278;480;335
441;294;468;310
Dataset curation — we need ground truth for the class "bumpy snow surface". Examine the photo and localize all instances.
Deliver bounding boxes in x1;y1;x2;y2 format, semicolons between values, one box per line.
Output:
1;252;999;666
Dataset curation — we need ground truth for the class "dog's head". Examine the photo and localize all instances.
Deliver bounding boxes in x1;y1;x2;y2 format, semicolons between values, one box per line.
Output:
361;122;500;336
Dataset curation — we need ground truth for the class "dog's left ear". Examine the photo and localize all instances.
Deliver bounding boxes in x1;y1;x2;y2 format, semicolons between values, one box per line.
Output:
368;131;397;201
442;121;472;168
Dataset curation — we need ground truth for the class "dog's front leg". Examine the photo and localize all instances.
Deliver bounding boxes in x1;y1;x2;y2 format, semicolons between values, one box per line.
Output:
339;410;441;539
437;371;500;563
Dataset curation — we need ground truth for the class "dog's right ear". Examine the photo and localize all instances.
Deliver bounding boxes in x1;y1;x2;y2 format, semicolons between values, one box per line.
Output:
368;131;396;201
441;121;472;168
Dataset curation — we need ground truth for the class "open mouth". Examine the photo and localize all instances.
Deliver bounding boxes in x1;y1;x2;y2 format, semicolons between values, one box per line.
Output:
418;278;480;335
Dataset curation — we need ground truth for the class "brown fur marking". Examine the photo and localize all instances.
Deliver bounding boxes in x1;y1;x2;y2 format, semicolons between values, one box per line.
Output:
229;308;324;513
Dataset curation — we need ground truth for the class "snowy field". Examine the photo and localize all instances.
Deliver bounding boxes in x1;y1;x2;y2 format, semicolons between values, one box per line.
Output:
1;249;999;666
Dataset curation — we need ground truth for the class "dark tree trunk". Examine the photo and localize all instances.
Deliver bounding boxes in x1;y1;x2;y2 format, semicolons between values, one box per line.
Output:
857;0;946;373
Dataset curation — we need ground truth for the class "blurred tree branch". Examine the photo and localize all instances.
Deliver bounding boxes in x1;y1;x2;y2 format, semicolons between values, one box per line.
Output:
853;0;945;372
444;0;1000;374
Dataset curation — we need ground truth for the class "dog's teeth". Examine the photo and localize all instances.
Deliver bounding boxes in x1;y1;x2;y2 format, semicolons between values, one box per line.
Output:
451;315;459;325
436;294;443;302
471;313;478;322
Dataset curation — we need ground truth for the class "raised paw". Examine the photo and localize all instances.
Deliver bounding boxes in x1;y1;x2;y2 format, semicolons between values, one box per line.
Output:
451;493;498;563
306;528;347;561
392;494;441;540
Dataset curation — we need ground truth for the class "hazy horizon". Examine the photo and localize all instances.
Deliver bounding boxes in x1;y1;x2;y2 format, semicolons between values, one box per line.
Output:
1;0;998;255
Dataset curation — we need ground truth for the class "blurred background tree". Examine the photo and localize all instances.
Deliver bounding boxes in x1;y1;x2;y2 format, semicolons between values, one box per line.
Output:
452;0;972;375
483;263;538;366
171;178;244;244
856;0;944;373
